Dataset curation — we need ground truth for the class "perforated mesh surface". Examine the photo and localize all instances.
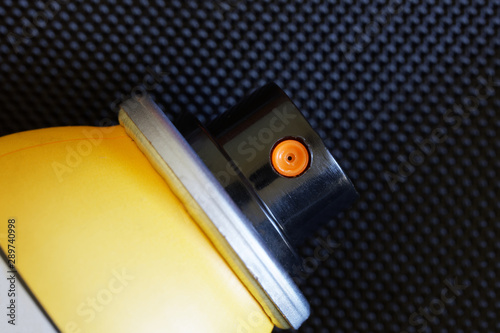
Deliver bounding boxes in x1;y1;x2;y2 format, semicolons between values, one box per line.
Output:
1;1;500;332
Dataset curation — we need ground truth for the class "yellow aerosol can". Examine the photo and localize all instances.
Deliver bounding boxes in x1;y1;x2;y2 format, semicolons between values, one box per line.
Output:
0;83;357;333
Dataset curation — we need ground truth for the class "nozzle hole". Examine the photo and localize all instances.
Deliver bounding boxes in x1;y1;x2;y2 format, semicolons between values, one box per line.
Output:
271;139;310;178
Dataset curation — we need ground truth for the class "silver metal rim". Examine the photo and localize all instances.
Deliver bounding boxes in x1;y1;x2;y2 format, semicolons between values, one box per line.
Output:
119;95;310;329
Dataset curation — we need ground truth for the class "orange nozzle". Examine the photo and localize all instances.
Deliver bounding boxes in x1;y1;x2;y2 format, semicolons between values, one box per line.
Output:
271;139;310;178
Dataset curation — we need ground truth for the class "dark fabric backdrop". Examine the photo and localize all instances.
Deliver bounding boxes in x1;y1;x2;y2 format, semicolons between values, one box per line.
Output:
1;1;499;332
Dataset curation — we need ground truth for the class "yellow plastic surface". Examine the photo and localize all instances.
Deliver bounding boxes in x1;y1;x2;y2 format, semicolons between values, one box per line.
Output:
0;125;273;333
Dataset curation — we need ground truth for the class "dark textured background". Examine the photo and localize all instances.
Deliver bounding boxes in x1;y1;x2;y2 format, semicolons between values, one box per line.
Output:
1;1;500;332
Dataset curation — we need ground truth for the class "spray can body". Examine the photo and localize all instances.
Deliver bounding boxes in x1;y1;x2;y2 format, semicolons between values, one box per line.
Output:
0;84;358;332
0;124;273;333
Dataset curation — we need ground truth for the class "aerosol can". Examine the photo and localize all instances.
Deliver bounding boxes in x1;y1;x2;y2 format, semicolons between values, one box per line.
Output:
0;83;357;332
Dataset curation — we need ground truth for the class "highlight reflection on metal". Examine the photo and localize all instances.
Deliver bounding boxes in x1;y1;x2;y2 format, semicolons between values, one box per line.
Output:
178;83;359;276
119;96;310;329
